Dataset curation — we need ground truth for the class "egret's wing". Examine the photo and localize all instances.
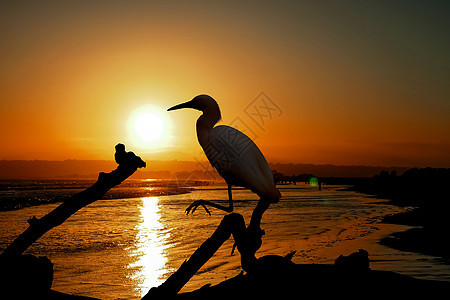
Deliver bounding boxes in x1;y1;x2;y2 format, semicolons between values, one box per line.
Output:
204;125;243;178
207;125;279;200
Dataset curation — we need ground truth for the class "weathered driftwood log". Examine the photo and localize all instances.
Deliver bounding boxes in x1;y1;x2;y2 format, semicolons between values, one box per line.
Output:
143;213;246;298
2;144;146;256
144;197;273;298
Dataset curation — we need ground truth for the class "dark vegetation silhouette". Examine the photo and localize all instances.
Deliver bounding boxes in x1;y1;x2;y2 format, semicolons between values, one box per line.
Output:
272;171;316;185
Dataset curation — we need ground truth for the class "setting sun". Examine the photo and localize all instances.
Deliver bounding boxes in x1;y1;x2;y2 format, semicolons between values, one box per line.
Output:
128;105;172;149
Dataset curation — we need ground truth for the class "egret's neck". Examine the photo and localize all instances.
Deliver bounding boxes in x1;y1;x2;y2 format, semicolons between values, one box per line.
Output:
196;113;219;149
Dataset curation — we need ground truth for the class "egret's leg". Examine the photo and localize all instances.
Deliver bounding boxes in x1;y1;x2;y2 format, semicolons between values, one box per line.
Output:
227;184;234;212
185;200;234;215
185;184;234;215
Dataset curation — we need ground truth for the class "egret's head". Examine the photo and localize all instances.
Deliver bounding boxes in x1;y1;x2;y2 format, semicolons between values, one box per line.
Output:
168;94;221;121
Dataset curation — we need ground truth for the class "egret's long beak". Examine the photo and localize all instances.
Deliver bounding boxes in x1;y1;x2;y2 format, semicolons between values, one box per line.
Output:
167;101;193;111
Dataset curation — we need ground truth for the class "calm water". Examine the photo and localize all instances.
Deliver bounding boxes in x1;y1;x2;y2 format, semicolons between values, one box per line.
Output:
1;181;449;299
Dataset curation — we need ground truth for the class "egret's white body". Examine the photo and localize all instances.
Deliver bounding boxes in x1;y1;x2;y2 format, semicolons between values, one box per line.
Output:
168;95;280;214
206;125;278;200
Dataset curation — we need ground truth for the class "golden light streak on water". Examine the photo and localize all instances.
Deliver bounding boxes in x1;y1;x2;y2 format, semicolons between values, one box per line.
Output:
128;196;170;298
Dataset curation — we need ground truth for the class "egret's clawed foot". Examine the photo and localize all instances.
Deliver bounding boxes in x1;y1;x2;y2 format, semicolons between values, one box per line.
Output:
185;200;211;216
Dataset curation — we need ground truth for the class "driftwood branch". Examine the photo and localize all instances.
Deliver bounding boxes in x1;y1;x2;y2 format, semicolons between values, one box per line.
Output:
2;143;146;256
144;213;246;298
144;197;273;298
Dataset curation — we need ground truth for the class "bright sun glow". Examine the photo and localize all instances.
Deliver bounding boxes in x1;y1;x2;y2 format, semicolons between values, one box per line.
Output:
128;105;172;149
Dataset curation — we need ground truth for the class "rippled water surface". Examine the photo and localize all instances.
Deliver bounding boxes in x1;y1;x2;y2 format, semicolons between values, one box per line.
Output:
1;181;449;299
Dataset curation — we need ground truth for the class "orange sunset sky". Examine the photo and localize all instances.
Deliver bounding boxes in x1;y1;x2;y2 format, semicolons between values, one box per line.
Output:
1;1;449;167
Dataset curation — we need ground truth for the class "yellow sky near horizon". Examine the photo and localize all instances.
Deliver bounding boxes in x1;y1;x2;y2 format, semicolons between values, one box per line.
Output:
1;1;450;167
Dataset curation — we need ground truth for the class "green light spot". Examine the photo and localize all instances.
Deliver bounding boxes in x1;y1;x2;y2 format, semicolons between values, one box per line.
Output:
309;177;318;186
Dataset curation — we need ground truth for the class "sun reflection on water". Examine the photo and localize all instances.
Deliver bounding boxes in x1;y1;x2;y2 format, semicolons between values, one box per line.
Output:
128;196;170;297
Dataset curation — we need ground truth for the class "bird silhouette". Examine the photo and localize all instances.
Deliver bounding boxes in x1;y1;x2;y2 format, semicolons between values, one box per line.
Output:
168;95;281;215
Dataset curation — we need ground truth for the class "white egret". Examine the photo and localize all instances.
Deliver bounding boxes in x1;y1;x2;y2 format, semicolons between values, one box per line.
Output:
167;95;281;218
